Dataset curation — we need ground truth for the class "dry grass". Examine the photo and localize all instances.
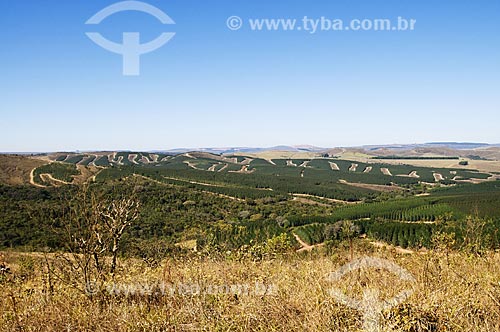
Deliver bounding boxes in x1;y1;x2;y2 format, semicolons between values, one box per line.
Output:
233;151;320;160
1;246;500;331
0;155;47;185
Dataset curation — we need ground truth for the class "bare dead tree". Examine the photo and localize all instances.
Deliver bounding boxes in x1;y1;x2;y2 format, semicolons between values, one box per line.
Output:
50;184;140;297
97;197;140;275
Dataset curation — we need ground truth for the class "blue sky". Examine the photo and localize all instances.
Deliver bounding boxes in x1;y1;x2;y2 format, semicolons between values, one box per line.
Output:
1;0;499;152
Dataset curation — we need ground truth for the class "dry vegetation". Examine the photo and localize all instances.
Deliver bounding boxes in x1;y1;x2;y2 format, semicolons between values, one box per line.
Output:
2;245;500;331
0;155;47;185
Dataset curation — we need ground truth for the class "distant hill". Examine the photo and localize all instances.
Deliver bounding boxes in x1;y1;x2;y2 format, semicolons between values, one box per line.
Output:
161;143;500;160
159;145;326;155
0;155;47;185
325;143;500;161
423;142;485;149
2;143;499;187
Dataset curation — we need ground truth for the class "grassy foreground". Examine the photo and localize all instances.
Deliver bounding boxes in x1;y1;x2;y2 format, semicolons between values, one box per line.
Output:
1;245;500;331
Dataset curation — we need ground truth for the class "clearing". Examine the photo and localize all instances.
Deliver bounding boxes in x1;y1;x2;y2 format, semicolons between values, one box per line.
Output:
338;179;402;192
328;162;340;171
381;168;392;176
433;173;444;182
